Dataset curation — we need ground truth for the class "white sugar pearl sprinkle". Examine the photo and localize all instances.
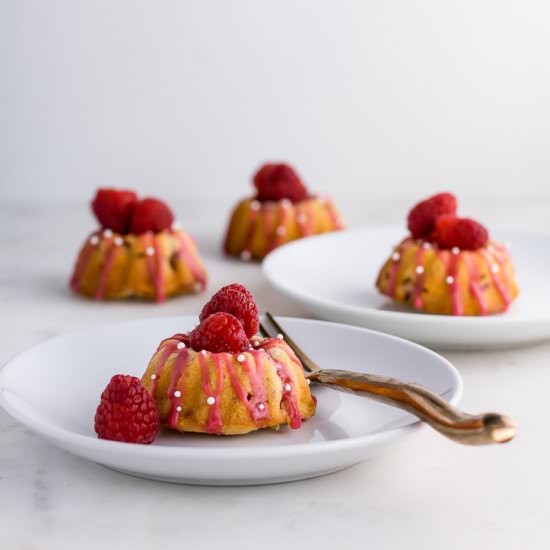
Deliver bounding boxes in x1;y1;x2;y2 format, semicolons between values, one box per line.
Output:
237;354;245;362
103;229;113;238
89;235;100;245
206;396;216;406
258;403;266;411
276;333;284;340
276;226;287;236
451;247;460;255
307;379;311;385
114;237;123;246
200;350;207;356
487;244;495;253
280;199;292;208
150;374;157;380
391;252;400;261
250;201;261;211
145;246;155;256
174;390;182;398
284;383;292;392
176;406;182;412
176;342;186;350
297;213;307;224
446;275;455;285
491;264;500;274
415;265;424;275
240;250;252;261
253;340;261;347
422;242;432;249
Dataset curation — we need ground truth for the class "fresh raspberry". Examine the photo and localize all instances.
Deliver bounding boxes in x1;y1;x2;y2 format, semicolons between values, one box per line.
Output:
253;163;308;203
130;197;174;234
432;215;489;250
94;375;159;444
91;188;138;234
199;283;259;338
189;312;250;353
407;192;457;239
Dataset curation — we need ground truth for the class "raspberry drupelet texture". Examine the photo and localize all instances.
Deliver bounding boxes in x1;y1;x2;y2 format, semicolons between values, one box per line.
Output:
91;188;139;234
94;375;160;444
199;283;259;338
253;163;308;203
130;197;174;234
189;312;250;353
407;192;457;240
432;215;489;250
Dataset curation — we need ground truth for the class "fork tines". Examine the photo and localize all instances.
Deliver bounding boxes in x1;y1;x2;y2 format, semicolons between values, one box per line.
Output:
260;313;318;373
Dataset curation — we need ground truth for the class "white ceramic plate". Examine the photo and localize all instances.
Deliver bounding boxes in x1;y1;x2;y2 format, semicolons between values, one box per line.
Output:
0;316;461;486
263;226;550;350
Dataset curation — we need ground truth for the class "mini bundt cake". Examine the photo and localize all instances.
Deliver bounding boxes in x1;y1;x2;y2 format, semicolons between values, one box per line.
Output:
141;284;316;435
70;188;206;302
224;163;343;261
142;333;315;435
376;193;519;316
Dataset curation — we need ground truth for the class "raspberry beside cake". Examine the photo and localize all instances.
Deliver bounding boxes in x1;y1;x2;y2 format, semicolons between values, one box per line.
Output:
376;193;519;316
224;163;344;261
70;189;207;302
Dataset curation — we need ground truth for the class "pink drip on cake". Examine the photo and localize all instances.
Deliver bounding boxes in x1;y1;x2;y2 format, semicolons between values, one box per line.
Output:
174;230;207;291
198;353;224;434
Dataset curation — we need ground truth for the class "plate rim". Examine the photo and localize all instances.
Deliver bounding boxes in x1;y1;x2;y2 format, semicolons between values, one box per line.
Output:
0;315;463;459
262;225;550;326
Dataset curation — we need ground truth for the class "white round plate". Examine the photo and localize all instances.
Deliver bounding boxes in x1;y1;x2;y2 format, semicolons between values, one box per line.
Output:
0;316;461;486
263;226;550;350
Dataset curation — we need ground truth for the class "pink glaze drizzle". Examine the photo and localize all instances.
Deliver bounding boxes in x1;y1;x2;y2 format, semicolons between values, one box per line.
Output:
322;196;344;229
412;246;426;310
446;249;464;316
174;230;207;290
270;202;290;251
95;236;118;300
153;235;165;303
224;353;270;424
198;353;224;433
463;252;489;315
166;348;189;429
480;248;511;309
386;243;405;298
149;340;180;395
273;358;302;429
262;204;276;254
243;352;270;418
296;202;313;237
141;233;165;303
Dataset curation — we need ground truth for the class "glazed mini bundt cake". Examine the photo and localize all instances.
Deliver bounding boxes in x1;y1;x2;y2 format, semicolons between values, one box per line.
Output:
141;284;316;435
376;193;519;316
224;163;344;261
70;188;206;302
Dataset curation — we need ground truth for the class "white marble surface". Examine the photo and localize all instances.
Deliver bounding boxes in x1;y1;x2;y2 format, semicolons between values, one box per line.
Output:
1;198;550;549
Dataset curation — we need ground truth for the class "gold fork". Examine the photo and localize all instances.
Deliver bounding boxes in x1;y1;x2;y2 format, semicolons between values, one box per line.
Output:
262;312;517;446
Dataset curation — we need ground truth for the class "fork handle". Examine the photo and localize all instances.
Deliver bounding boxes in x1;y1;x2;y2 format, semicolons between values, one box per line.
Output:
307;369;516;445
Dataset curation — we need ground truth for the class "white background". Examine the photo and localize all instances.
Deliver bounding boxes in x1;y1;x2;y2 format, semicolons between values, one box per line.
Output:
2;0;549;207
2;4;550;549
